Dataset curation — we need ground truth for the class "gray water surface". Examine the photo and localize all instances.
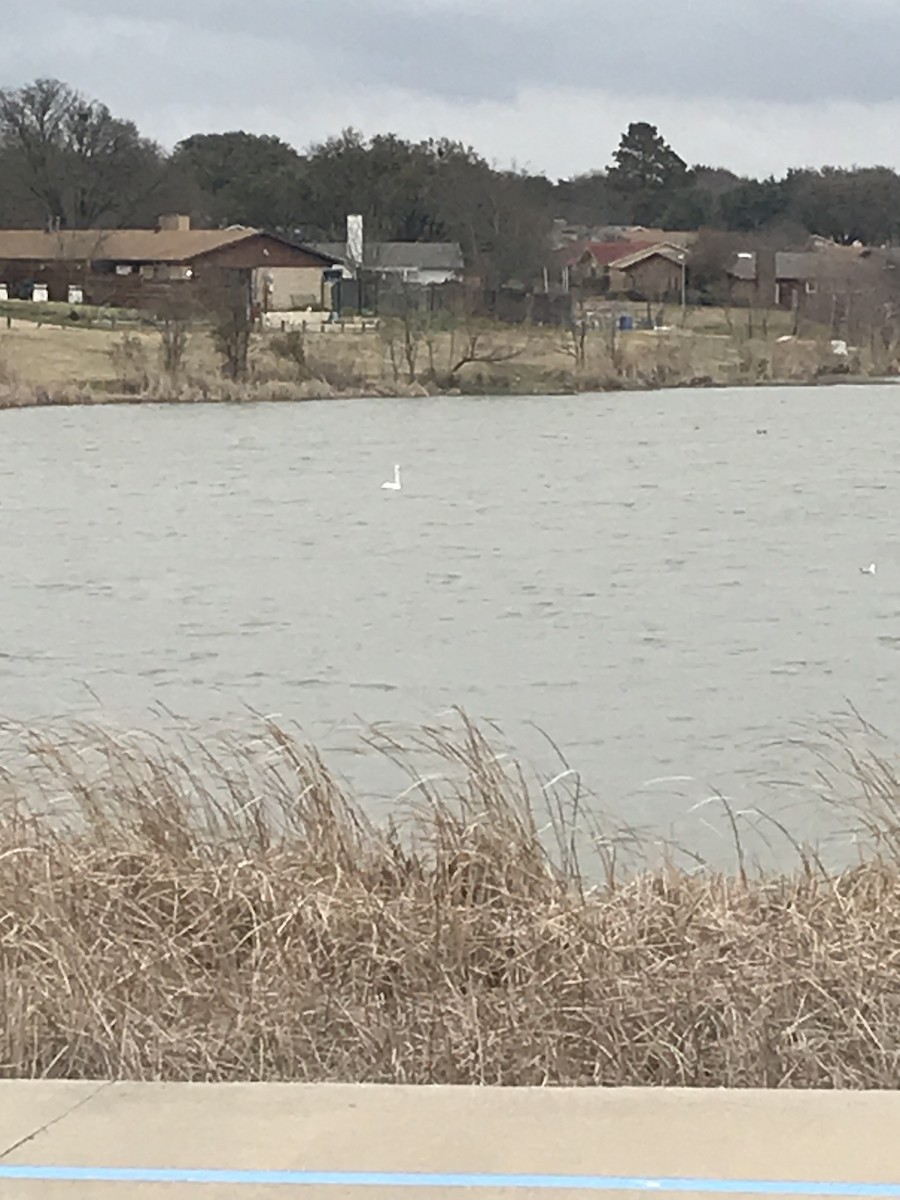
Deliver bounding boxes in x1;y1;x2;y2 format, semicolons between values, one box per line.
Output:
1;385;898;862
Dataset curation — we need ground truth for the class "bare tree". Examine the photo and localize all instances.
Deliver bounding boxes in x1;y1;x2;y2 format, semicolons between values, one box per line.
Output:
379;318;405;385
431;144;552;292
108;332;151;394
562;314;590;371
687;228;747;309
269;328;310;381
441;288;522;379
211;272;252;382
155;293;194;379
447;323;521;376
377;282;430;383
0;78;164;228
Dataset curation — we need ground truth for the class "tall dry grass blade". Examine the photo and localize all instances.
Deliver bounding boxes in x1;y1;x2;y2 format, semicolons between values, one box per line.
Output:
1;712;900;1085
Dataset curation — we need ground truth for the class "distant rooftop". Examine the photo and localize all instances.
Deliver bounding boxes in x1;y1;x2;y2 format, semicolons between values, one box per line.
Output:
559;239;655;268
312;241;464;271
607;243;687;270
0;227;258;263
0;218;339;266
775;252;820;281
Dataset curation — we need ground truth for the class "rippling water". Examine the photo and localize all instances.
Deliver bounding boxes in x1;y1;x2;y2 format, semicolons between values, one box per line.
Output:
1;385;898;863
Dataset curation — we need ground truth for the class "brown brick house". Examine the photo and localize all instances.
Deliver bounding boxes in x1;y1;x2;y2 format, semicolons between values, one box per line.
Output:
0;215;339;315
558;239;654;289
726;245;878;311
607;243;687;301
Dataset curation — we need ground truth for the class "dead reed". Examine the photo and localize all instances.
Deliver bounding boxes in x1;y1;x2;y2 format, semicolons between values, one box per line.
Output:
1;712;899;1086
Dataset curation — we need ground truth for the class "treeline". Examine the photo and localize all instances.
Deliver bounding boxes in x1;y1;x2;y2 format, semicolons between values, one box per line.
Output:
2;77;900;285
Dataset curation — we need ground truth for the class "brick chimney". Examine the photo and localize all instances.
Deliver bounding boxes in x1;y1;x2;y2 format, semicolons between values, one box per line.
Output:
158;214;190;232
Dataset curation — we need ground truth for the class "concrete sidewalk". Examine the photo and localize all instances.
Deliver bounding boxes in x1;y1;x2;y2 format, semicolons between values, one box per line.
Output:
1;1083;899;1199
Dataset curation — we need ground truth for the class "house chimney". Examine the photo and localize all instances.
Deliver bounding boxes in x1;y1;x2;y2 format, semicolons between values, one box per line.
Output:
346;214;363;271
158;214;190;232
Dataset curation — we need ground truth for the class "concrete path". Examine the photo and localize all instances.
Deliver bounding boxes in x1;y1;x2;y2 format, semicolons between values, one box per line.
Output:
0;1083;898;1199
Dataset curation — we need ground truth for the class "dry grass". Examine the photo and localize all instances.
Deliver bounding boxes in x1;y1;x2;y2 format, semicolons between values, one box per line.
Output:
0;307;879;406
2;712;900;1086
0;322;140;389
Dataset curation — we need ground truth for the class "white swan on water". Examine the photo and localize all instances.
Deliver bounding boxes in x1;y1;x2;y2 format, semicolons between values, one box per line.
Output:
860;562;876;575
381;464;401;491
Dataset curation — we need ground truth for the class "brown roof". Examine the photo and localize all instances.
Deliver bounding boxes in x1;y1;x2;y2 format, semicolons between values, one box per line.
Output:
607;243;686;270
0;227;260;264
560;239;655;268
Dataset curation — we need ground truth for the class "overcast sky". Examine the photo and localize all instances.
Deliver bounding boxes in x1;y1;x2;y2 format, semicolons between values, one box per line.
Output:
4;0;900;179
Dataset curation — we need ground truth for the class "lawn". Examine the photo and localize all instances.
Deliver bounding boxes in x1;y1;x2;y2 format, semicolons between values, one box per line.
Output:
0;304;865;399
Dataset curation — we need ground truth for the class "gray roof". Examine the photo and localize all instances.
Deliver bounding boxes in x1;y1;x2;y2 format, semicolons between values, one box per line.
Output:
729;250;828;281
729;252;757;281
775;252;819;280
312;241;464;271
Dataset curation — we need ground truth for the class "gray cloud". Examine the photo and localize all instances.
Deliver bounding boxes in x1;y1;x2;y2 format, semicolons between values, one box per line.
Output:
21;0;900;104
2;0;899;176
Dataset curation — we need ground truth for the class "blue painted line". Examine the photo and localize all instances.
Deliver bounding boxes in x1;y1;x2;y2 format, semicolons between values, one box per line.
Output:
0;1167;899;1194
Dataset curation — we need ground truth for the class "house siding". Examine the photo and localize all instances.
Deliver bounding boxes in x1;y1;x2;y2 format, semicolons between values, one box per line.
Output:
0;260;87;304
610;256;682;300
193;235;328;271
728;278;759;306
255;266;325;311
0;232;334;314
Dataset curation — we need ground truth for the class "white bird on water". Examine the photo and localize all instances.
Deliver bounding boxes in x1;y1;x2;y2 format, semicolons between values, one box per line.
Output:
860;562;876;575
381;464;402;491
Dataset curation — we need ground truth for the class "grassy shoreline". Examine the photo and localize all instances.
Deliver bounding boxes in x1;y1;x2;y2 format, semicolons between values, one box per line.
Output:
0;304;895;407
1;373;897;412
3;713;900;1086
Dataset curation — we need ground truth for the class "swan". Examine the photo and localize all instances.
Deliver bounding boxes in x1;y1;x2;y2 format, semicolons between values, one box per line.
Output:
860;563;876;575
381;464;401;491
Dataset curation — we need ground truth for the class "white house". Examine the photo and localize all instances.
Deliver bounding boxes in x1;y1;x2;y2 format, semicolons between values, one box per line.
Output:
312;240;465;287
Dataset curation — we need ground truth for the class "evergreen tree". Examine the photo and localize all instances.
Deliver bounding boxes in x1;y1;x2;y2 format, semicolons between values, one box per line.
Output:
607;122;687;224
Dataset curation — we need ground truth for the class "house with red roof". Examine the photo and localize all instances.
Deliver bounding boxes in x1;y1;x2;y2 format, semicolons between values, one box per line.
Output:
558;236;691;298
559;239;654;288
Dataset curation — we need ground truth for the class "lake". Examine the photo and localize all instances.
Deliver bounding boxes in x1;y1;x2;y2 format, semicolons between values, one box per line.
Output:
1;384;898;866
